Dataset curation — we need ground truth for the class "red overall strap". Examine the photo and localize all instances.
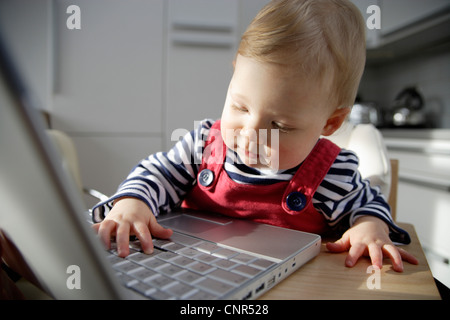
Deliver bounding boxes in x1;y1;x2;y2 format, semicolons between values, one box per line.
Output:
196;120;226;191
282;139;341;215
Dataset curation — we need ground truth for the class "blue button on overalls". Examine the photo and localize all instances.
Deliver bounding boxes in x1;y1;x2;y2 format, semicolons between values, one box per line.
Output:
286;192;307;211
199;169;214;187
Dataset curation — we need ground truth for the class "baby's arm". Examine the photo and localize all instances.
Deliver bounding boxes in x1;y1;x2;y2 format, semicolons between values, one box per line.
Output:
92;197;172;257
326;216;418;272
90;119;215;256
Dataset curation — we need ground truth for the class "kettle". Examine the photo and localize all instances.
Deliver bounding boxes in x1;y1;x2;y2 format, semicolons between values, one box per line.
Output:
349;95;381;126
388;86;427;127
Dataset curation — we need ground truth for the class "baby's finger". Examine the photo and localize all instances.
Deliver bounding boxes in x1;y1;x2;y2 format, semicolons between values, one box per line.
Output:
368;242;383;269
345;243;366;267
326;233;350;253
132;221;154;254
382;244;404;272
398;247;419;266
148;214;173;240
96;220;117;250
116;222;131;257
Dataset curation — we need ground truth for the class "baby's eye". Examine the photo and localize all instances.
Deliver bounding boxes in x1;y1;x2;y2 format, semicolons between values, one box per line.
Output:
272;122;291;133
232;104;248;113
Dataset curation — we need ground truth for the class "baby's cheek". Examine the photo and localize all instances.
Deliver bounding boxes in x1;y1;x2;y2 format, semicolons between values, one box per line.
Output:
275;145;308;170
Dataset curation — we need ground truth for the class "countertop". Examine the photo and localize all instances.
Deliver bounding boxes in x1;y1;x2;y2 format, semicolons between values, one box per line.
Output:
380;128;450;140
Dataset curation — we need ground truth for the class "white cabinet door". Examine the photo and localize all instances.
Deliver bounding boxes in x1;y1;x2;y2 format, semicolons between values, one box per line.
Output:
52;0;164;134
165;0;239;146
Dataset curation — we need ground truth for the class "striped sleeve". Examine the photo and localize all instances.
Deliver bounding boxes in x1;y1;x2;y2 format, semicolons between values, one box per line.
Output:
92;119;215;222
314;149;410;244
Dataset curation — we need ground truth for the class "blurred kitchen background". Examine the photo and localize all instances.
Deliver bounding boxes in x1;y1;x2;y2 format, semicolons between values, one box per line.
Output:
1;0;449;289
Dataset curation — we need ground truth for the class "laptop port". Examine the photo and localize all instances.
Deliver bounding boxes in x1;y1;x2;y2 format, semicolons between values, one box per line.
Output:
255;282;265;294
243;291;252;300
267;275;276;288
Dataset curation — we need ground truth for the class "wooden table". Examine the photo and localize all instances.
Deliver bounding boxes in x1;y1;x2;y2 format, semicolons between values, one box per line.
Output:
259;223;441;300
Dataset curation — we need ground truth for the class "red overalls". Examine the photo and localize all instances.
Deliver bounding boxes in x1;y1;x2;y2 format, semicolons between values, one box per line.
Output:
182;121;341;234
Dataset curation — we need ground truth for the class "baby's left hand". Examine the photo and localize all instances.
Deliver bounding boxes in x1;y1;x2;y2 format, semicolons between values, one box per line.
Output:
326;216;419;272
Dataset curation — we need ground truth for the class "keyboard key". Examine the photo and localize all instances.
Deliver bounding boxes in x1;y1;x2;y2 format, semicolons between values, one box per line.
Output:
189;261;216;275
113;260;141;274
231;253;257;264
152;238;173;248
178;247;202;258
146;274;176;289
108;254;125;265
232;265;262;277
129;240;143;252
129;267;157;281
208;269;249;286
129;281;156;297
147;290;175;300
250;258;276;270
171;256;196;268
195;278;234;296
158;264;184;277
116;272;138;286
212;248;239;259
187;290;218;300
165;282;197;299
175;270;203;284
195;253;220;264
156;251;178;262
195;242;221;254
141;257;167;270
127;251;155;264
212;259;239;270
163;243;186;253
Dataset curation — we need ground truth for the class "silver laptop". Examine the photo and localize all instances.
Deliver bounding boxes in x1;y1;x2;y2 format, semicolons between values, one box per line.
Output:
0;36;320;300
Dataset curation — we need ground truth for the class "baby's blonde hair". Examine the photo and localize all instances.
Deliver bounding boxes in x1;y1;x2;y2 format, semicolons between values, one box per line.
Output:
238;0;366;109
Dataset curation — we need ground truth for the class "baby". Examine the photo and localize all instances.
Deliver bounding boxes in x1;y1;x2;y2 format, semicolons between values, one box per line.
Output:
92;0;418;272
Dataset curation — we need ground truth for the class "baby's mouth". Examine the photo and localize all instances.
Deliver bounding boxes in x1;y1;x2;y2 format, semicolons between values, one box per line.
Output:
236;143;271;165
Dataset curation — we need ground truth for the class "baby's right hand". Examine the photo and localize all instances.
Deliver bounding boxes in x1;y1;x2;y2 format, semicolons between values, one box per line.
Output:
92;197;173;257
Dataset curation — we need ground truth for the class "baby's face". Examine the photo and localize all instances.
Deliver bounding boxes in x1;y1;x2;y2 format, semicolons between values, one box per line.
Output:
221;54;337;171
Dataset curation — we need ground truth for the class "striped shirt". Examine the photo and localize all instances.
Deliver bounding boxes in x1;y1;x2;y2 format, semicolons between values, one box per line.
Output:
92;119;409;243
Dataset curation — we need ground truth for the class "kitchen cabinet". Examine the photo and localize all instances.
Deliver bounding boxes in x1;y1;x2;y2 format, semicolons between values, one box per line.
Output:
164;0;271;147
352;0;450;52
383;130;450;288
165;0;239;146
52;0;164;134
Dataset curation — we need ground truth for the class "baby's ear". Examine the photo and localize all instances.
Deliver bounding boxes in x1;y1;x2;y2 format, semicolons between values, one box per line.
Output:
321;107;351;136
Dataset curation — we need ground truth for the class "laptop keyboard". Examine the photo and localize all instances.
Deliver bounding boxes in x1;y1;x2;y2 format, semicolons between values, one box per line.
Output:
106;232;276;300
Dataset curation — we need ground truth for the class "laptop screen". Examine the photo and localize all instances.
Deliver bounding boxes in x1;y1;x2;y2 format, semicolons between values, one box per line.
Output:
0;34;123;299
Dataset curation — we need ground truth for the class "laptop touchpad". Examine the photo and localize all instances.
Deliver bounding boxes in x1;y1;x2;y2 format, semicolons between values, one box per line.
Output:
159;214;231;234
